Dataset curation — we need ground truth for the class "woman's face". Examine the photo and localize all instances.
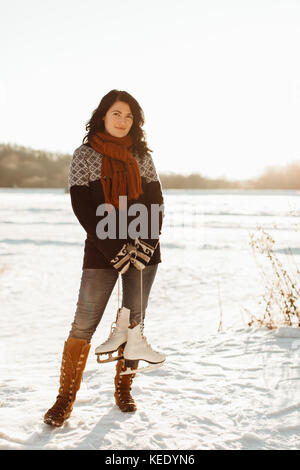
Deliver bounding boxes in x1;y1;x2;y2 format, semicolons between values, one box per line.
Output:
103;100;134;138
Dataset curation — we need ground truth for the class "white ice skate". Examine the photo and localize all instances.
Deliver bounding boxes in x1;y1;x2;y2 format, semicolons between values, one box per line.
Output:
120;321;166;375
95;307;130;363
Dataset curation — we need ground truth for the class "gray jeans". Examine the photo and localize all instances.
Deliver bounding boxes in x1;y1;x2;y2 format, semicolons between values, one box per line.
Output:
68;264;158;343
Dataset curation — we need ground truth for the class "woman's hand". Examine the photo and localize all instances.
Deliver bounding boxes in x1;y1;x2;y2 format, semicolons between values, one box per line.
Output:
126;240;149;271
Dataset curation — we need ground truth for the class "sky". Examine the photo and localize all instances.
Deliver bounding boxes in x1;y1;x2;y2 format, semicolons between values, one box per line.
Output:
1;0;300;180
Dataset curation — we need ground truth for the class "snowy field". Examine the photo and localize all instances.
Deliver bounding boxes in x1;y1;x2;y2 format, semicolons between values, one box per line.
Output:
0;188;300;450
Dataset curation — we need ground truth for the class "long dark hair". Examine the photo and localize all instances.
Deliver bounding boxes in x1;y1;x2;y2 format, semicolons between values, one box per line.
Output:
82;90;152;159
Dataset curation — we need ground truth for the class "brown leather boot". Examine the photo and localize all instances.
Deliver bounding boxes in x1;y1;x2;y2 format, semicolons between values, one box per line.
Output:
44;337;91;427
114;344;139;412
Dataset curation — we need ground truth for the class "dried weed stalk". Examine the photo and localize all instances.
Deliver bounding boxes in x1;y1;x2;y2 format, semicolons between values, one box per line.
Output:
248;227;300;329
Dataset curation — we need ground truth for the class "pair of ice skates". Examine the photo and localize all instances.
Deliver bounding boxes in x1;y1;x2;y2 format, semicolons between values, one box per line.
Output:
95;306;165;375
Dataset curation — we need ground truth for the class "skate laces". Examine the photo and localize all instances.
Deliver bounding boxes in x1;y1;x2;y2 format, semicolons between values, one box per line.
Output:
102;321;118;345
139;323;157;353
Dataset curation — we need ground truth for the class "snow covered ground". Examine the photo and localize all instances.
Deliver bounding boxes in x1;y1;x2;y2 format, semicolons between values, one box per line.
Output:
0;188;300;450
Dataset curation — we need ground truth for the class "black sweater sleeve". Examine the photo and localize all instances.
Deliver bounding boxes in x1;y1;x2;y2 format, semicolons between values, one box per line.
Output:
128;154;165;267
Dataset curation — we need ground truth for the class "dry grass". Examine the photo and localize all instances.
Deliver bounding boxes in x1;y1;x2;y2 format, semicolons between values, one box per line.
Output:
247;227;300;329
217;279;223;332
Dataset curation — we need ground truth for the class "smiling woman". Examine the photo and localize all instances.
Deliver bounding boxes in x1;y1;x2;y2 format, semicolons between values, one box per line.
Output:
44;89;166;426
82;89;152;158
103;101;134;138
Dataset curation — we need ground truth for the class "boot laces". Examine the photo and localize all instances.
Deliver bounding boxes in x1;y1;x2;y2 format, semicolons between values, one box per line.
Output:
50;395;71;418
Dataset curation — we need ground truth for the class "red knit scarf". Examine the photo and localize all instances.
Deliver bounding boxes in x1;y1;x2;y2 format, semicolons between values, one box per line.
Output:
88;131;143;208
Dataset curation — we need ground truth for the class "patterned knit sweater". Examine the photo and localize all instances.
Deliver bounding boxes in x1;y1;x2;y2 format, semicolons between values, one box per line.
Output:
68;143;164;270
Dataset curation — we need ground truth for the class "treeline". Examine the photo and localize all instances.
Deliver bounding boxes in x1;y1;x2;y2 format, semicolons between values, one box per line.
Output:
251;163;300;189
1;143;300;190
160;163;300;190
0;143;70;188
159;173;240;189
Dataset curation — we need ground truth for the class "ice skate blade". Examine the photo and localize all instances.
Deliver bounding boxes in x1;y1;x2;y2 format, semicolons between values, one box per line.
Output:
120;361;165;375
96;353;123;364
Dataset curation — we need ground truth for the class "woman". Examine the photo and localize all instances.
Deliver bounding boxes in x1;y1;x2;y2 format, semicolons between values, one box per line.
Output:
44;90;165;427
